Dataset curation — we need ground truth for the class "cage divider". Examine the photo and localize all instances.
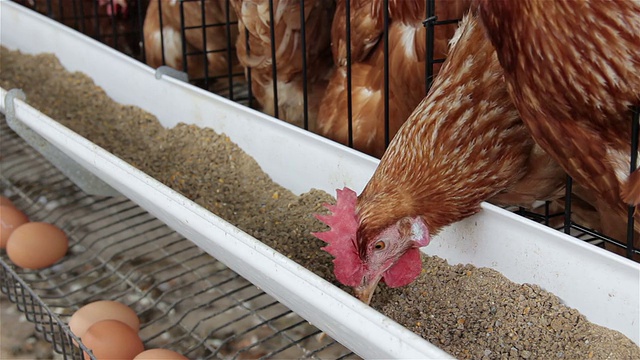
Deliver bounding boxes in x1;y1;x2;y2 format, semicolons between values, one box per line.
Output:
346;0;353;148
179;2;189;76
110;0;120;50
225;0;235;101
424;0;436;93
268;0;279;119
199;0;210;89
383;0;390;148
299;0;310;130
245;28;253;108
138;0;147;64
157;0;167;66
628;106;639;258
563;175;573;235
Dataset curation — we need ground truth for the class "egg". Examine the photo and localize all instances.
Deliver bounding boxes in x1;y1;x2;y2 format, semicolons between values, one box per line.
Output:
133;349;188;360
6;222;68;269
0;196;16;208
69;300;140;340
0;205;29;249
82;319;144;360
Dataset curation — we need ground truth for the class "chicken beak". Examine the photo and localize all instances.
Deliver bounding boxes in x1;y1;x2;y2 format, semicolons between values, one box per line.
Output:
354;276;382;305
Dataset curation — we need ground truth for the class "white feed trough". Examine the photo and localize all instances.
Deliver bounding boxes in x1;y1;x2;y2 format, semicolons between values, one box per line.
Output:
1;2;638;358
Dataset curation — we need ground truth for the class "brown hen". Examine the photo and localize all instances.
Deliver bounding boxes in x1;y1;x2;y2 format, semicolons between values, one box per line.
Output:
315;12;569;304
318;0;471;158
477;0;640;255
143;0;240;83
230;0;335;129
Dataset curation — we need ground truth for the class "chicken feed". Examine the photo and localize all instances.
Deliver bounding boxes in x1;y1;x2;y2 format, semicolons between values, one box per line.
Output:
1;47;638;360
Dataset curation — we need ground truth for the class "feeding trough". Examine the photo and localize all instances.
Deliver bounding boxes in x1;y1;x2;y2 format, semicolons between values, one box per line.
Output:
1;2;638;358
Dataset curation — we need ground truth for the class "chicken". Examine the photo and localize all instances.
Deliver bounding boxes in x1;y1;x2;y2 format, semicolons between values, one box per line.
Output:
143;0;241;83
317;0;472;158
231;0;335;129
317;50;403;157
329;0;383;67
314;12;567;304
476;0;640;255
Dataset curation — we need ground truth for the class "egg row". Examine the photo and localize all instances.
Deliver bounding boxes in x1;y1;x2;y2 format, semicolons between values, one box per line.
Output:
70;300;187;359
0;196;68;269
2;197;188;358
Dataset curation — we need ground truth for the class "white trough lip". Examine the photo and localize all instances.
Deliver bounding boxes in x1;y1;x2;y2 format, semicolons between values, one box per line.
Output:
1;1;638;356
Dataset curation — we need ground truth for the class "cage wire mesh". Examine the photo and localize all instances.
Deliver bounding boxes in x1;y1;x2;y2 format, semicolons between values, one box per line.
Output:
13;0;147;60
0;117;356;359
3;0;639;355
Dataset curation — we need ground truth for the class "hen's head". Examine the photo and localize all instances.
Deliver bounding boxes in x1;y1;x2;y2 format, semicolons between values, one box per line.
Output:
313;188;430;304
99;0;129;17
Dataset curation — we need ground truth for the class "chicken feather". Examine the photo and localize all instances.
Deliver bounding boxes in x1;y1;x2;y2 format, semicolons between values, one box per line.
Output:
477;0;640;256
231;0;334;129
330;0;384;67
143;0;240;82
318;0;471;158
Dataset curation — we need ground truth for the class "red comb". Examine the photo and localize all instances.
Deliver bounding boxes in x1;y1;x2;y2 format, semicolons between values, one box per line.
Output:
312;187;363;287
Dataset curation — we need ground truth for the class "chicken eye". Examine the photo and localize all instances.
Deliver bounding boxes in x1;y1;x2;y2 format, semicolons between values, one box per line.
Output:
374;241;386;250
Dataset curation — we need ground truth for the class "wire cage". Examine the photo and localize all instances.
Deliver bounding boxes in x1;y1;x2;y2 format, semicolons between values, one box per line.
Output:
3;0;640;357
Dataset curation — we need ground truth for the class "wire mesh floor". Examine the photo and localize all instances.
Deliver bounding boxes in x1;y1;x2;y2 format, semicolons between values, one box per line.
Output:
0;116;356;359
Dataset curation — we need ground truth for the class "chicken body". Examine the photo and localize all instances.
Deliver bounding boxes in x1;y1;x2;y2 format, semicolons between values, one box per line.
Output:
318;0;471;158
317;12;568;304
357;12;529;251
477;0;640;250
143;0;240;82
231;0;335;129
318;48;400;157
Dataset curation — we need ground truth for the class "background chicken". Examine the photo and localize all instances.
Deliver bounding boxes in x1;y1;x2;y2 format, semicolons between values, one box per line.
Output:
99;0;129;16
230;0;335;129
315;12;570;304
476;0;640;257
143;0;241;86
15;0;142;58
317;0;471;158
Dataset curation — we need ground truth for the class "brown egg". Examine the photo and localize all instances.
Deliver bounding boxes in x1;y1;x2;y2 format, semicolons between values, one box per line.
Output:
69;300;140;340
82;319;145;360
134;349;188;360
0;205;29;249
0;196;16;208
6;222;68;269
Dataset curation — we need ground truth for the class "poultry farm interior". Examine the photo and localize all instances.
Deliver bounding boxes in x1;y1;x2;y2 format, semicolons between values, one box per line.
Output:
1;0;639;358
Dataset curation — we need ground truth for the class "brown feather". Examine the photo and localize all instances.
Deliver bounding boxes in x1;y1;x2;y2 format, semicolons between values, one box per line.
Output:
232;0;334;129
143;0;240;80
477;0;640;248
489;143;566;208
622;168;640;206
318;0;472;158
